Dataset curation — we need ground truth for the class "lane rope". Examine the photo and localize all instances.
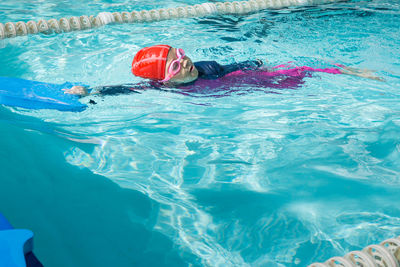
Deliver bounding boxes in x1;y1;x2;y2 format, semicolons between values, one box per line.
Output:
0;0;339;39
309;236;400;267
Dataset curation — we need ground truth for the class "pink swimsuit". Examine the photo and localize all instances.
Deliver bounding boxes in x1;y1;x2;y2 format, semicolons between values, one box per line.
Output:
176;61;342;95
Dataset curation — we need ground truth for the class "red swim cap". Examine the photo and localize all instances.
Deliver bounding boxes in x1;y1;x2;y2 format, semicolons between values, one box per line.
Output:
131;45;171;80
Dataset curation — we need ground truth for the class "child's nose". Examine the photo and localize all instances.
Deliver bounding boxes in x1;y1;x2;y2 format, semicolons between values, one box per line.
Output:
182;58;189;68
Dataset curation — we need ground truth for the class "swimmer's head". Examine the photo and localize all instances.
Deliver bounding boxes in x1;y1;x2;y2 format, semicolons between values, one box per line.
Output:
132;45;198;85
131;45;170;81
163;47;198;85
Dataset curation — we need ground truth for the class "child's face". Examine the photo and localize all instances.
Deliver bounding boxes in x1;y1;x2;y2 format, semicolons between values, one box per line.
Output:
164;47;198;84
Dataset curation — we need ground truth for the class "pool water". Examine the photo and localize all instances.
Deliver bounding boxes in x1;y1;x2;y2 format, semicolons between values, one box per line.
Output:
1;0;400;266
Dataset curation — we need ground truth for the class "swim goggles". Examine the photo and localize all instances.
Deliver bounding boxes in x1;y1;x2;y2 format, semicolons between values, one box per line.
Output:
161;48;185;83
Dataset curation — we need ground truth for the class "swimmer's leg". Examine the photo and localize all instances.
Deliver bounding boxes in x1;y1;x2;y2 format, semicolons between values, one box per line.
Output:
339;65;385;81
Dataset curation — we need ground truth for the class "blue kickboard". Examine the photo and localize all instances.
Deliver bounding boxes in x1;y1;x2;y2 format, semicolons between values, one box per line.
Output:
0;212;13;230
0;229;33;267
0;213;42;267
0;77;87;111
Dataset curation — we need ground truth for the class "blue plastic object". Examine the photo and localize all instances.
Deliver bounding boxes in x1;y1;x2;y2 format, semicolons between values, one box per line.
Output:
0;213;43;267
0;212;13;230
0;77;87;111
0;229;33;267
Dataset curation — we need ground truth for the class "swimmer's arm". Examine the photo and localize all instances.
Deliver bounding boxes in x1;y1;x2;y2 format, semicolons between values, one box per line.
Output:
222;59;263;74
339;66;384;81
63;84;143;96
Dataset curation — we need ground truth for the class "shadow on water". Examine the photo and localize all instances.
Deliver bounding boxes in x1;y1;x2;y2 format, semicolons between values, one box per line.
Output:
194;2;376;44
195;14;275;43
0;107;195;267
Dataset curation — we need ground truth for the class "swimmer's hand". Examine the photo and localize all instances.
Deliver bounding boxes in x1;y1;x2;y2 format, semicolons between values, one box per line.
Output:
62;86;89;96
340;66;385;82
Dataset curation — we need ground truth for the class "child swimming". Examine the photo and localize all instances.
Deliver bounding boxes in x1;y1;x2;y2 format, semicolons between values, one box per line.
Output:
64;44;382;96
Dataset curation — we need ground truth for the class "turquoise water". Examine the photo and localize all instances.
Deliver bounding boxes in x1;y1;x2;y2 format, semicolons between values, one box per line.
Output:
1;0;400;266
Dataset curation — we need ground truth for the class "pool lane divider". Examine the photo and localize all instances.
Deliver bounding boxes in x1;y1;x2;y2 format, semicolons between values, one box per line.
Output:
0;0;341;39
309;235;400;267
